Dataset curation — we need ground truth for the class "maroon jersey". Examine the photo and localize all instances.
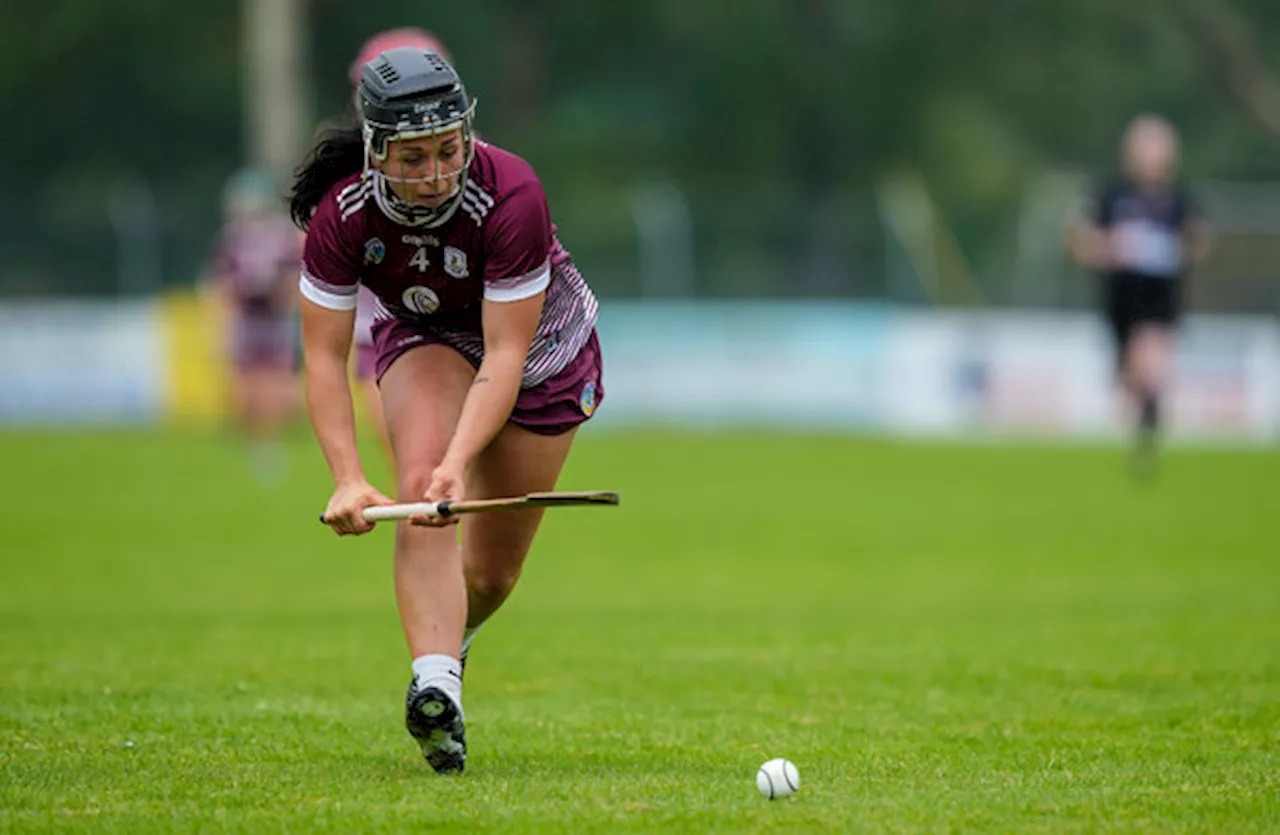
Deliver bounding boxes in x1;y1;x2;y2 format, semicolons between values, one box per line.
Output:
300;141;598;387
211;214;301;316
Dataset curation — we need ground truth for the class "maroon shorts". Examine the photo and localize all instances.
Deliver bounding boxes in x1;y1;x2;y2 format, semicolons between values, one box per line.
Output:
372;320;604;437
354;342;378;381
232;315;295;371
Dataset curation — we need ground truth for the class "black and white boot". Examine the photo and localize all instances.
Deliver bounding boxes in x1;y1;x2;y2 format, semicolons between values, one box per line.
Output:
404;678;466;774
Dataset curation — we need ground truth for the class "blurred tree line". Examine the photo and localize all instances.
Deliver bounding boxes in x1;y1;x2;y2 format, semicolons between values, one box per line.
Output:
3;0;1280;301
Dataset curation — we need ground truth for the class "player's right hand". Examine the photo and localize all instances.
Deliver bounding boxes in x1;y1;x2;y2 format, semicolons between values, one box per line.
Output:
321;480;394;536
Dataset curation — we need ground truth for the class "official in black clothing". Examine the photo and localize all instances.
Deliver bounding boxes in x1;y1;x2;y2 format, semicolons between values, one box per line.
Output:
1067;115;1212;471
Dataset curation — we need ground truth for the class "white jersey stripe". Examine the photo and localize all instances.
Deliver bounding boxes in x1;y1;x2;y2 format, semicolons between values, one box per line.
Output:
338;188;372;214
299;273;358;311
465;181;495;208
337;180;370;205
429;256;597;388
486;258;549;292
484;265;550;302
461;196;490;218
341;197;369;222
301;265;358;299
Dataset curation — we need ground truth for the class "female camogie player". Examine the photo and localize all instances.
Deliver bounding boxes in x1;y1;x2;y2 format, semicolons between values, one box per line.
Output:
347;29;455;465
290;47;603;774
1067;115;1210;473
204;168;302;483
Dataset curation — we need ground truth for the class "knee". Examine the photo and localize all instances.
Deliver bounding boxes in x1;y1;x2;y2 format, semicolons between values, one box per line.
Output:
466;560;522;602
397;465;437;502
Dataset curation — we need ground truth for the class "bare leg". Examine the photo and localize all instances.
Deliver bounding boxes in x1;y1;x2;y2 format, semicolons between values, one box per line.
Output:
381;345;512;775
238;367;295;483
379;345;475;660
1124;323;1174;474
361;375;395;478
463;424;579;629
1126;324;1173;404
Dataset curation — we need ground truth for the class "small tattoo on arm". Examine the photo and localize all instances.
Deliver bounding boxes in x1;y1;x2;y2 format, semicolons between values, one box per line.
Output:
474;376;490;385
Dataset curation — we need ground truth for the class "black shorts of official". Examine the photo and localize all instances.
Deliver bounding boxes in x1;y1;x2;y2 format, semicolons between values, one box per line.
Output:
1103;271;1181;364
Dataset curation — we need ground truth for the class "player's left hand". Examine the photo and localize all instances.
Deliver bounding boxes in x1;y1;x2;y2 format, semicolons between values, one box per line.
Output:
410;460;466;527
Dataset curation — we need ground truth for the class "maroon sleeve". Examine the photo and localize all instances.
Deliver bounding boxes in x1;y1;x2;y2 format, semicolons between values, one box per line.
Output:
482;180;553;302
299;186;362;311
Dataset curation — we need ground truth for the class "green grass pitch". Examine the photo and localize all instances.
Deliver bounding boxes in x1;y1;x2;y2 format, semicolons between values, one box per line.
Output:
1;428;1276;833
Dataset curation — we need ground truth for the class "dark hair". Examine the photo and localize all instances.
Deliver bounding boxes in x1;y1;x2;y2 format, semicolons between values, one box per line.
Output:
289;122;364;230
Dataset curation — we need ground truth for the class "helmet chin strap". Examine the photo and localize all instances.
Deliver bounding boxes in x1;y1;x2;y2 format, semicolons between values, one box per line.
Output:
369;169;466;228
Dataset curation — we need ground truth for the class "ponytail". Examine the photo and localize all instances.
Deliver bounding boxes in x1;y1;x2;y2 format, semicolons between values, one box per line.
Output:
290;123;364;230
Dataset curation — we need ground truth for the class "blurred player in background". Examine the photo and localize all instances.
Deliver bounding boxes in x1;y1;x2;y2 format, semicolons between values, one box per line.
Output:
203;168;302;484
348;28;454;469
291;47;603;773
1067;115;1211;474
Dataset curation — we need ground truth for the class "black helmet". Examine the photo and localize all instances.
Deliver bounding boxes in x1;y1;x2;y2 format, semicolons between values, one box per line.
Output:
357;47;477;227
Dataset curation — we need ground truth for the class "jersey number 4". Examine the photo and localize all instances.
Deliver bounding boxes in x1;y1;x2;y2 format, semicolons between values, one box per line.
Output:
409;247;431;273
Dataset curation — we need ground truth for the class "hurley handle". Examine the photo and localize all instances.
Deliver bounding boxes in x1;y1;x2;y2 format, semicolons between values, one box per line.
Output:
319;491;619;525
361;501;453;521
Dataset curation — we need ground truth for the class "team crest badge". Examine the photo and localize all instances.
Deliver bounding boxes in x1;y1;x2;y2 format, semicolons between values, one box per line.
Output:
363;237;385;265
402;285;441;315
580;380;597;417
443;246;469;278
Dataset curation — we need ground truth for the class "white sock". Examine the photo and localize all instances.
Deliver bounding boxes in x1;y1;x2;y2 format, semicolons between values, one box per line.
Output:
411;653;463;711
461;626;481;657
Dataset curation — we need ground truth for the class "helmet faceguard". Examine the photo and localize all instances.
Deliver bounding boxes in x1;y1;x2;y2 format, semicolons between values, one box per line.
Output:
357;47;477;228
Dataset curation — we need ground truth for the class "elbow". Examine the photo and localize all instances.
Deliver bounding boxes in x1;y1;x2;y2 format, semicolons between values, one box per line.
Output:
477;346;528;393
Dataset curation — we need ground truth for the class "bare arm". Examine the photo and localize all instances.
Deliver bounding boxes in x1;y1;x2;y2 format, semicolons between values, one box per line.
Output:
440;292;544;471
1065;218;1113;270
299;296;364;486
